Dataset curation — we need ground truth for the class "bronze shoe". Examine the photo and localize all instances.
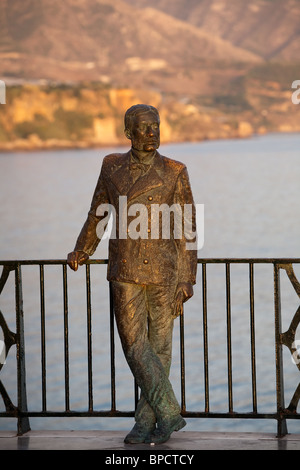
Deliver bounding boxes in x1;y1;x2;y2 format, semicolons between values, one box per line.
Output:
124;422;156;444
146;415;186;445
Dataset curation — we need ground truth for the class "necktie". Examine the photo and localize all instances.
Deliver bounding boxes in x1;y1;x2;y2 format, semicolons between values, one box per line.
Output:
130;162;150;180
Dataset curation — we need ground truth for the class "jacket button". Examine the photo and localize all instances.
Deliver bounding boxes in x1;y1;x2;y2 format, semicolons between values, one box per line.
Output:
148;196;153;201
122;258;127;263
143;259;149;264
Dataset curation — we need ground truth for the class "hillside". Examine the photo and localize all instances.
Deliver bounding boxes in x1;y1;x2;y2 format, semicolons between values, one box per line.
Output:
127;0;300;61
0;0;261;87
0;69;299;151
0;0;299;151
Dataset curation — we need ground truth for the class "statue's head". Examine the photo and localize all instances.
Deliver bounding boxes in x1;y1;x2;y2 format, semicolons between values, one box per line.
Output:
124;104;160;152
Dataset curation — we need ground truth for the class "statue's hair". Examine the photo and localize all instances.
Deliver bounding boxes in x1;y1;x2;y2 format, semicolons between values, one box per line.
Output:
124;104;160;132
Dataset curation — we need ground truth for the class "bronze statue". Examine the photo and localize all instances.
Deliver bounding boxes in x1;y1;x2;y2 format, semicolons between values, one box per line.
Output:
67;104;197;444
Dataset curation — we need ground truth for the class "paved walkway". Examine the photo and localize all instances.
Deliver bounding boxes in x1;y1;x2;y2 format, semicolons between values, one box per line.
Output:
1;430;300;451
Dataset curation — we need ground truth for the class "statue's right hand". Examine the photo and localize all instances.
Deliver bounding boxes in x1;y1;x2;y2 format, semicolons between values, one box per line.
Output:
67;251;89;271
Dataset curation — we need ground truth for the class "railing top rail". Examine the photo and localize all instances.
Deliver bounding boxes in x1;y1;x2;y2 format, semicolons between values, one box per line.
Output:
1;258;300;266
0;259;108;265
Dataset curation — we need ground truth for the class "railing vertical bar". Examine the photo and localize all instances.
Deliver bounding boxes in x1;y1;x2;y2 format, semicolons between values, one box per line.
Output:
109;282;116;411
39;264;47;412
85;264;93;412
225;262;233;413
249;262;257;413
134;380;139;410
15;263;30;435
62;264;70;412
274;263;288;437
180;308;186;412
202;262;209;412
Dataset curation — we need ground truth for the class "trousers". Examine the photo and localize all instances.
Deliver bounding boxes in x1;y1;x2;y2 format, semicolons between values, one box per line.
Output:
111;281;181;425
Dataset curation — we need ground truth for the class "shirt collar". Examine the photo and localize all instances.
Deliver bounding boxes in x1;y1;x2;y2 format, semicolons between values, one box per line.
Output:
130;149;157;166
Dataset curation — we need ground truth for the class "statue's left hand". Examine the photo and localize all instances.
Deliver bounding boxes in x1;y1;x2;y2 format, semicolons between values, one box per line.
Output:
67;250;89;271
172;282;194;318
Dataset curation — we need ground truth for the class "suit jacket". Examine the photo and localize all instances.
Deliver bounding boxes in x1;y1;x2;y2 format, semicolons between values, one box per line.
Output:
74;150;197;286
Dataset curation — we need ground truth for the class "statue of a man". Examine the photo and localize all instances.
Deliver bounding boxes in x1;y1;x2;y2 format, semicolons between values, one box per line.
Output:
67;104;197;444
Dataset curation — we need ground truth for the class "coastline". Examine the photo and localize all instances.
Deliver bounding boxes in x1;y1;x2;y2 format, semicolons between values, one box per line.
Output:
0;128;298;153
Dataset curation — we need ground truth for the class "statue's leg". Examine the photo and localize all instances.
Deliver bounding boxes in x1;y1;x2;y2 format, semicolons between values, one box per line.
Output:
111;281;182;443
147;283;175;374
144;284;186;443
134;283;176;424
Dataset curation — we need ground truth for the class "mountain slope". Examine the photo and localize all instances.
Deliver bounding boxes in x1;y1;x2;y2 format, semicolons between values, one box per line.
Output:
0;0;261;84
127;0;300;61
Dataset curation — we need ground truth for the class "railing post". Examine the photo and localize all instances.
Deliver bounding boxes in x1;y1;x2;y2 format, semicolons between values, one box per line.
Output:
62;264;70;412
179;307;186;413
85;264;93;412
15;263;30;435
39;264;47;412
225;262;233;413
202;262;209;412
109;282;116;412
274;263;288;437
249;262;257;413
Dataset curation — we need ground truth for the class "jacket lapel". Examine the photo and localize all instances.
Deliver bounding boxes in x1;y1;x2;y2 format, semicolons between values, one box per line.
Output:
110;151;165;201
110;151;133;195
127;152;164;201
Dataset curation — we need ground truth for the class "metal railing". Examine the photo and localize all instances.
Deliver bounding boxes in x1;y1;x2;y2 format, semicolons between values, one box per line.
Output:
0;258;299;436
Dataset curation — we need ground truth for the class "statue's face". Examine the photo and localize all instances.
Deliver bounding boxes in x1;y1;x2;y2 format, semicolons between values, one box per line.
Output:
130;111;160;152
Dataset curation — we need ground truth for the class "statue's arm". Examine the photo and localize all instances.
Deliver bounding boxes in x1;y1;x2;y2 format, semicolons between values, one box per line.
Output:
67;250;89;271
67;165;109;271
172;167;197;315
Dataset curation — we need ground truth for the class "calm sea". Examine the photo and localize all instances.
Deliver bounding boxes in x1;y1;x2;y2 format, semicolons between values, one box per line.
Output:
1;133;300;433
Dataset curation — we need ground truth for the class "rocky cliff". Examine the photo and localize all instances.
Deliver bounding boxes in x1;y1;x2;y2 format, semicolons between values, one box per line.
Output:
0;71;299;151
0;0;299;150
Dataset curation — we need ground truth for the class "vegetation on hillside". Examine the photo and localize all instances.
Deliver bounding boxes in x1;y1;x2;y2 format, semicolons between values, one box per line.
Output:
0;62;299;150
